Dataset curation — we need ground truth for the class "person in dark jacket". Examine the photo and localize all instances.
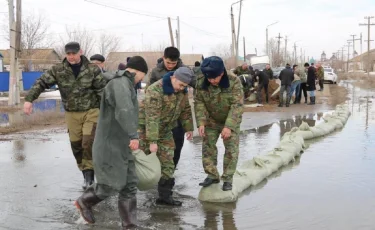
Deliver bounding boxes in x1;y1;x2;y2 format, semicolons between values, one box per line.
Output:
90;54;106;72
74;56;148;229
263;64;273;80
254;69;269;104
146;47;191;169
278;64;294;107
305;62;317;105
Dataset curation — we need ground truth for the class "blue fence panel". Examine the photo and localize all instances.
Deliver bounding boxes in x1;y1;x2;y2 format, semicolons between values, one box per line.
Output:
23;72;43;90
0;71;57;92
0;72;10;92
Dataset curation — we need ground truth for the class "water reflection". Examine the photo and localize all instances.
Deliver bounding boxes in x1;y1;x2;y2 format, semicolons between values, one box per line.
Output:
13;139;26;162
202;202;237;230
0;99;64;126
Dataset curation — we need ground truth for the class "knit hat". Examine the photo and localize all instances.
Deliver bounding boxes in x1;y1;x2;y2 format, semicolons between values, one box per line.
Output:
174;67;194;84
125;56;148;74
118;63;126;70
200;56;225;79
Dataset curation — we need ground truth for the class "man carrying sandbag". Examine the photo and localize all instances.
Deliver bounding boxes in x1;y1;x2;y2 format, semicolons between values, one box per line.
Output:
139;66;194;206
195;56;244;191
74;56;148;229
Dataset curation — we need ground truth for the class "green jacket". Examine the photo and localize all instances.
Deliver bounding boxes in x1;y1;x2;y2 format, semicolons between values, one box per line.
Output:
25;56;107;112
195;71;243;131
233;66;252;76
317;66;324;80
139;71;194;142
93;70;138;191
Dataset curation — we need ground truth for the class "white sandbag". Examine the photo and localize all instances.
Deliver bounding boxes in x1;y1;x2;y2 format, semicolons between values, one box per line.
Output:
132;149;161;191
198;104;351;203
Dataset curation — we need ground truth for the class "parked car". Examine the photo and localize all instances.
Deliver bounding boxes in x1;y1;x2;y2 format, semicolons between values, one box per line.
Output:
272;67;285;79
323;67;337;84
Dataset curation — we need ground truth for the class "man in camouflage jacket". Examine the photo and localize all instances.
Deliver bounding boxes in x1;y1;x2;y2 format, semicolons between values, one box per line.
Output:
139;67;194;206
316;63;324;91
232;63;253;98
195;56;244;191
24;42;107;189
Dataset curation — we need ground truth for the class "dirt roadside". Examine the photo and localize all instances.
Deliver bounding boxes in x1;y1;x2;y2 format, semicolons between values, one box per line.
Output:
0;83;348;135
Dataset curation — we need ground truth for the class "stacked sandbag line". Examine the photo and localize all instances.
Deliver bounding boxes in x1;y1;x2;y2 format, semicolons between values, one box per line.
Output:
198;104;351;202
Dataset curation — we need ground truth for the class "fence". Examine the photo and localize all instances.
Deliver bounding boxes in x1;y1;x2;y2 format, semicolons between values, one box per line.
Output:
0;72;54;92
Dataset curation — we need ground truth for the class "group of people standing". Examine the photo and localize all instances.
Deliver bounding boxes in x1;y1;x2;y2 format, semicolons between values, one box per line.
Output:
23;42;243;229
278;62;325;107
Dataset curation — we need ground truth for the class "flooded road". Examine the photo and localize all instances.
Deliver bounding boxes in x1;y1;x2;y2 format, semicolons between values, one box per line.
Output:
1;83;375;230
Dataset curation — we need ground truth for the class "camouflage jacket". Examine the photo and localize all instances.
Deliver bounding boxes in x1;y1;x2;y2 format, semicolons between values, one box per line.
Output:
233;66;252;76
316;66;324;80
25;56;107;112
195;71;244;131
139;71;194;142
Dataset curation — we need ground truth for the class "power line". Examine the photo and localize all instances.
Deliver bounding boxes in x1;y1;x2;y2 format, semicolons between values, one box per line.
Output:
180;20;228;38
84;0;169;19
0;19;165;37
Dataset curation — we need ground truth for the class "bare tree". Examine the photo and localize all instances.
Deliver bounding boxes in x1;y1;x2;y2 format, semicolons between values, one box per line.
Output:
210;43;236;68
210;43;231;59
56;25;96;58
97;33;121;57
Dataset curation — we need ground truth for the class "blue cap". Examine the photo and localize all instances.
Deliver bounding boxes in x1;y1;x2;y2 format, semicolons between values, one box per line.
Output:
201;56;225;79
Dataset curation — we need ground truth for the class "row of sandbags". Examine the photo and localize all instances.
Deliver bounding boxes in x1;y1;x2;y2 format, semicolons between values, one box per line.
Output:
198;104;351;202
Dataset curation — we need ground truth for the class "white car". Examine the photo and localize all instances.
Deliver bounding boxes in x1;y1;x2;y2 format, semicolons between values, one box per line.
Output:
323;67;337;84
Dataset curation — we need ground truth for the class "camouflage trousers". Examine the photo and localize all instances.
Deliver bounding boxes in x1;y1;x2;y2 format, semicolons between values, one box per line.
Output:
138;126;176;179
65;108;99;171
202;125;240;182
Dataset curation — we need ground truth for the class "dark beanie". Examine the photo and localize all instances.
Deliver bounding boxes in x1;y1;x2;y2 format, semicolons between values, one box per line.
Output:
125;56;148;74
118;63;126;70
194;61;200;67
126;57;131;62
201;56;225;79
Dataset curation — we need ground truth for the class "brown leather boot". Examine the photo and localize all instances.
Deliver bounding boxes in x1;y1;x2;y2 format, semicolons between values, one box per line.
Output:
118;198;138;229
74;186;103;224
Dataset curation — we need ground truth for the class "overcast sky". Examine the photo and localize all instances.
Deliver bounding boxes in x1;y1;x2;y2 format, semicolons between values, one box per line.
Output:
1;0;375;61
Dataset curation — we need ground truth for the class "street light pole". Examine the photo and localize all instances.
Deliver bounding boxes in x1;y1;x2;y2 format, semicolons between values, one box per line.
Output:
266;21;279;57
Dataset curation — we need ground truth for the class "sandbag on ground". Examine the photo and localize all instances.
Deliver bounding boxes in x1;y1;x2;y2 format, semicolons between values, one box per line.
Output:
198;104;351;203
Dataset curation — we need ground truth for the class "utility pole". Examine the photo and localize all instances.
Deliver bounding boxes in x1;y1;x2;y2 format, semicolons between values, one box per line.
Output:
276;33;282;66
284;36;288;65
294;43;297;64
177;16;180;51
167;17;175;47
235;0;243;66
8;0;19;106
347;41;352;72
360;16;375;77
300;47;303;64
230;6;236;59
243;37;246;63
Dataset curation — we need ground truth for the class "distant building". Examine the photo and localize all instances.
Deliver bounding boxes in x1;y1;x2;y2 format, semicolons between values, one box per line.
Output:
321;51;327;62
0;49;61;71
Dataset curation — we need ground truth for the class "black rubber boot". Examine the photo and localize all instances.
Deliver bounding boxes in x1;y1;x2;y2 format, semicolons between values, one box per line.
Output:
199;178;220;187
286;96;291;107
312;96;316;104
278;104;283;107
82;170;95;190
304;98;308;104
118;198;137;229
222;182;233;191
74;186;103;224
156;178;182;206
